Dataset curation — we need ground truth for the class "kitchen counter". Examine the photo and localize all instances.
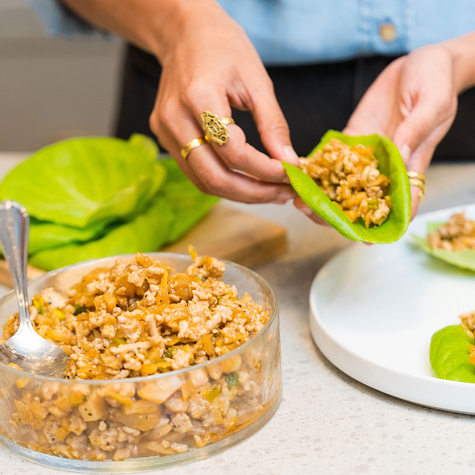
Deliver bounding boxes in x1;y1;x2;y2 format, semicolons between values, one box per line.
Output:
0;153;475;475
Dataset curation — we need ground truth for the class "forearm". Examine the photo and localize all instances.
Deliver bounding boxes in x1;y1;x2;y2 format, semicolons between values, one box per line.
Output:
442;31;475;93
59;0;220;60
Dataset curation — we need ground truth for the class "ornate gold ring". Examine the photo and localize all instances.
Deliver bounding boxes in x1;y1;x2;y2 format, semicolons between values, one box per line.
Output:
408;171;426;202
407;171;426;184
180;137;208;160
201;111;235;145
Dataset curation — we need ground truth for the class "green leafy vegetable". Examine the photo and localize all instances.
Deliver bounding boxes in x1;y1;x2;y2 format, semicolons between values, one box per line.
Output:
0;219;108;256
413;222;475;272
283;130;411;243
29;219;108;254
430;325;475;383
29;195;175;271
158;159;219;243
0;134;165;228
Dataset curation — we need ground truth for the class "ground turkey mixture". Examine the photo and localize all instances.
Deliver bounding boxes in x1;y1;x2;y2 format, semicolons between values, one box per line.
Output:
0;250;275;461
459;311;475;367
427;213;475;252
299;138;391;228
2;250;269;380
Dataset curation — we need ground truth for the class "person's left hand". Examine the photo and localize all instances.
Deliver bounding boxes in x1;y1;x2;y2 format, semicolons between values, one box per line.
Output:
295;44;459;226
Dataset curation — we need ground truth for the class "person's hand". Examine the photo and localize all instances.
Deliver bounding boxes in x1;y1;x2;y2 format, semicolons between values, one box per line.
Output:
149;0;299;204
344;44;458;219
295;44;459;226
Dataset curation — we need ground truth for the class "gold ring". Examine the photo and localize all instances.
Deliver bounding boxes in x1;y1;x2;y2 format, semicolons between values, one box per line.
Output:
407;171;426;184
180;137;208;160
409;177;426;202
201;111;234;145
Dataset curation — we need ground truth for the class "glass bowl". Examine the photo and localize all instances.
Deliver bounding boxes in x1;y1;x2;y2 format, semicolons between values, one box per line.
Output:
0;253;281;472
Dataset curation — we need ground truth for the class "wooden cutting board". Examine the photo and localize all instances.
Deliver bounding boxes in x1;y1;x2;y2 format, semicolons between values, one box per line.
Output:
0;204;287;288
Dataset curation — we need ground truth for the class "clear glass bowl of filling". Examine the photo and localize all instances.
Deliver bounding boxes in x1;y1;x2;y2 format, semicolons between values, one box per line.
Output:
0;253;281;473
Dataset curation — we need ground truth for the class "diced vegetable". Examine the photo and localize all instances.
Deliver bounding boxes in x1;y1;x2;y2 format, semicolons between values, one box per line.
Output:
78;393;108;421
55;309;66;321
138;375;185;404
367;199;379;210
16;378;30;389
205;385;221;402
225;372;239;388
221;355;241;373
110;409;162;431
123;399;158;415
74;305;86;316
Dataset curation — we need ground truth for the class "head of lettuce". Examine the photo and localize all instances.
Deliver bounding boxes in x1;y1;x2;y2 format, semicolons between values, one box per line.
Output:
0;135;218;270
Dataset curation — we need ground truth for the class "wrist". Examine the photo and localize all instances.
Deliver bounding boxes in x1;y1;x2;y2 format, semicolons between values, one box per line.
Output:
442;32;475;94
145;0;223;62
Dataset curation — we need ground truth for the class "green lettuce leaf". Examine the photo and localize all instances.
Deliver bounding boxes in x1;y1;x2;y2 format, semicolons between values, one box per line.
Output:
0;134;165;228
0;219;108;256
413;222;475;272
283;130;411;243
158;159;219;243
29;219;108;254
430;325;475;383
29;195;175;271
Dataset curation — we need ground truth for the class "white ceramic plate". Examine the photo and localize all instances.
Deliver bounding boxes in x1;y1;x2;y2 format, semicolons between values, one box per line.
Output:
310;204;475;414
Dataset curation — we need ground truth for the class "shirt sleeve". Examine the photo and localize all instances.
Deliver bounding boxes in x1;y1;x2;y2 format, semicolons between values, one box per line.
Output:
26;0;110;37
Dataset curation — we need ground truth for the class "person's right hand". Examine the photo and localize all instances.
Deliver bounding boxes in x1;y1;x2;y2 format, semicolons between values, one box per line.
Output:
149;0;299;204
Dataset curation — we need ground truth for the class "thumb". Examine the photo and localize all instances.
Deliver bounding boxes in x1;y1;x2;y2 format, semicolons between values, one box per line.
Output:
249;85;300;166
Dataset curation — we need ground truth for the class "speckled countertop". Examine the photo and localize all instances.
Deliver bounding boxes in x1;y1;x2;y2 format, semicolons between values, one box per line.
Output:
0;155;475;475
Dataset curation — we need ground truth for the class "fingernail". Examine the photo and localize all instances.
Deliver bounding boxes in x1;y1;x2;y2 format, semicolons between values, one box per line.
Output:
283;146;300;165
400;144;411;163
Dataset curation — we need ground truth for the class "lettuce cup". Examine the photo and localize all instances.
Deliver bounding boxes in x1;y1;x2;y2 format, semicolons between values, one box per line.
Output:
284;130;411;244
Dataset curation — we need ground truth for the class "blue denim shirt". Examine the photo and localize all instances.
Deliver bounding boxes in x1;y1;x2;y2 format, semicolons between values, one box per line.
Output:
28;0;475;65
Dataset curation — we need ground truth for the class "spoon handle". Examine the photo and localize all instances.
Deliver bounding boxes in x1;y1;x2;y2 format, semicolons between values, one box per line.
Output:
0;201;32;331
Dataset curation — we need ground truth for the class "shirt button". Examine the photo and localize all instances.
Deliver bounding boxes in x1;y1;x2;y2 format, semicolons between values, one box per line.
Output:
379;23;397;42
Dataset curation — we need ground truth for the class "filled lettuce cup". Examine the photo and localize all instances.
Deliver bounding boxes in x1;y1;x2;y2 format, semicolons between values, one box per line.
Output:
283;130;411;244
413;213;475;272
430;310;475;384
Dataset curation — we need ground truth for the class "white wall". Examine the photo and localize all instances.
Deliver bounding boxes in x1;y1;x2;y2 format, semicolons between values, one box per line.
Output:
0;1;122;151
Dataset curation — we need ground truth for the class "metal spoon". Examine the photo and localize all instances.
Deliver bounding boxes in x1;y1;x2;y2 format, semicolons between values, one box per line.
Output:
0;200;69;377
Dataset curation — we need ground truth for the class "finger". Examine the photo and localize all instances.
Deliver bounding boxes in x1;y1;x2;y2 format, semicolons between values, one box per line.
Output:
187;100;290;184
409;186;421;221
392;102;447;165
158;109;296;203
293;198;331;227
188;144;296;203
246;77;300;166
406;142;433;221
149;104;207;191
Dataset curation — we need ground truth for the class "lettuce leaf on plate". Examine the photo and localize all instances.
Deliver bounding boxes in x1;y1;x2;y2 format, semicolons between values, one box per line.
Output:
158;159;219;243
413;222;475;272
283;130;411;243
0;134;165;228
430;325;475;383
29;195;175;271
